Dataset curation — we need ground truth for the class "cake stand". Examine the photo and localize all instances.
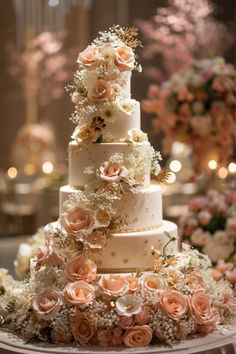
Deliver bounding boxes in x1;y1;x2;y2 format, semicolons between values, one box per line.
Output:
0;327;235;354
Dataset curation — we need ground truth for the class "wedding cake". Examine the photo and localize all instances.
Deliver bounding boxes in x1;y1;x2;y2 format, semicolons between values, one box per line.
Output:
0;26;235;349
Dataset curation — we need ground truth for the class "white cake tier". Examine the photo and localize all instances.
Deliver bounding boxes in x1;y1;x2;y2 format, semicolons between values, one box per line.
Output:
60;184;163;231
95;221;178;273
69;140;151;187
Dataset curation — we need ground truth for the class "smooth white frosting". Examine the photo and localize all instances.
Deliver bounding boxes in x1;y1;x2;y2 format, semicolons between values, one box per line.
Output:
95;221;178;272
60;184;163;231
68;140;151;187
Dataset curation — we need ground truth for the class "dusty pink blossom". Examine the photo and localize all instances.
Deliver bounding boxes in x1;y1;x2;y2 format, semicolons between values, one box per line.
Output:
216;259;233;273
32;288;62;320
210;268;223;281
123;326;153;347
198;210;212;226
226;218;236;237
118;315;135;330
51;329;72;343
33;240;64;270
225;270;236;284
135;309;149;325
189;197;208;212
88;80;114;103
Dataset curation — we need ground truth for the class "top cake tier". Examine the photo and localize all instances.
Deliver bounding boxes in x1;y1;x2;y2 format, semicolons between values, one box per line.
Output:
69;27;142;143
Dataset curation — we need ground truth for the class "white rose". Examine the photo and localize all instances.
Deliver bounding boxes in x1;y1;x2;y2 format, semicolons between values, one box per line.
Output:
128;129;148;143
116;295;142;317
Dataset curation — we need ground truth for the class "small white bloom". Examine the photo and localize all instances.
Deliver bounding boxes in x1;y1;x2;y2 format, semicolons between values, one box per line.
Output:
116;294;142;317
14;243;33;279
71;91;81;104
118;99;135;115
128;128;148;143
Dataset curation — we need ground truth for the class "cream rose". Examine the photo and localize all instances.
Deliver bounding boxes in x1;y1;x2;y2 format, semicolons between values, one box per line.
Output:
140;272;167;293
65;257;97;283
61;206;94;239
123;326;153;347
77;46;100;69
99;275;129;297
128;129;148;143
63;281;95;306
88;80;114;103
72;124;98;144
114;46;135;72
72;312;94;344
96;161;128;182
32;288;62;320
160;290;188;320
190;291;214;324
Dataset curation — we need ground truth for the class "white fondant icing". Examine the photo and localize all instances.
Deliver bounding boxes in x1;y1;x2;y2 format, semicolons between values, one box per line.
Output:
95;221;178;272
59;184;163;231
68;140;151;187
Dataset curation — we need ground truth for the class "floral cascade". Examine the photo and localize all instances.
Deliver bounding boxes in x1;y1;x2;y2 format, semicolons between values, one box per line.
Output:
0;27;235;349
142;57;236;175
179;189;236;264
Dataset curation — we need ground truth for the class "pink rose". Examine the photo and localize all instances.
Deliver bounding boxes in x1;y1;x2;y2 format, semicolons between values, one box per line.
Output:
160;290;188;320
94;208;111;227
219;286;236;308
61;206;94;239
190;291;214;324
77;46;100;69
32;288;62;320
97;161;128;182
118;315;135;330
216;259;233;273
72;312;94;344
97;329;112;345
189;197;208;212
65;257;97;283
99;275;129;297
226;218;236;237
88;80;114;103
184;218;198;236
135;309;149;325
225;191;236;205
114;46;134;72
83;231;106;249
210;268;223;281
33;240;64;271
190;228;210;247
225;270;236;284
63;281;95;306
123;326;153;347
51;329;72;343
198;210;212;226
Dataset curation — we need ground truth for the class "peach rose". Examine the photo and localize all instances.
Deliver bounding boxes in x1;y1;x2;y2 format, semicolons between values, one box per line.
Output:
210;268;223;281
96;161;128;182
63;281;95;306
118;315;135;330
65;257;97;283
114;46;134;72
216;259;233;273
160;290;188;320
72;124;98;144
61;206;94;239
99;275;129;297
51;329;72;343
125;275;139;293
123;326;153;347
94;208;111;227
72;312;94;344
190;291;214;324
135;309;149;325
32;288;62;320
77;46;100;69
84;231;106;249
33;240;64;270
140;272;167;293
88;80;114;103
225;270;236;284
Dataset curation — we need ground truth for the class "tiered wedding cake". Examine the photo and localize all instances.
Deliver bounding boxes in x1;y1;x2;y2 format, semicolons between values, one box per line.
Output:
1;26;235;349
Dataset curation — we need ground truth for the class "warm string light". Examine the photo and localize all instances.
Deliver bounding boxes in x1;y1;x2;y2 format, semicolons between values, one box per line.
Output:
7;167;18;179
208;160;217;170
42;161;54;174
218;167;228;179
166;172;176;184
24;163;36;176
228;162;236;174
169;160;182;173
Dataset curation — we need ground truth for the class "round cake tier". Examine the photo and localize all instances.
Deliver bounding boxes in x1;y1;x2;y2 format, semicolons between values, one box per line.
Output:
60;184;163;231
68;140;151;187
95;221;178;273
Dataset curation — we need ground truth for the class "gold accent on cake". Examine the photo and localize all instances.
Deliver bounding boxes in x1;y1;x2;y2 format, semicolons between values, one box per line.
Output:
97;266;154;274
144;239;149;244
143;251;147;256
123;258;129;264
111;252;116;257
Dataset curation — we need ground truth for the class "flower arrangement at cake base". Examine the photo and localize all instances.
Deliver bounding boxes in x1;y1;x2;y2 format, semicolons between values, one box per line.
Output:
0;236;235;348
179;189;236;264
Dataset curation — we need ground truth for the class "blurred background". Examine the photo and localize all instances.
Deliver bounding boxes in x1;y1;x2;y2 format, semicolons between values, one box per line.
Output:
0;0;235;273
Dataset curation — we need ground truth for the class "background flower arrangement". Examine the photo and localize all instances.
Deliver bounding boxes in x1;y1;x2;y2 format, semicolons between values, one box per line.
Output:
142;57;236;175
179;189;236;263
